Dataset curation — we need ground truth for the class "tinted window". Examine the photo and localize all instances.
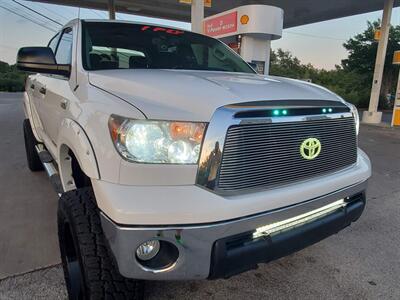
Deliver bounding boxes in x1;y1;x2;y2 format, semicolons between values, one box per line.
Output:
55;28;73;64
82;22;254;73
48;33;60;54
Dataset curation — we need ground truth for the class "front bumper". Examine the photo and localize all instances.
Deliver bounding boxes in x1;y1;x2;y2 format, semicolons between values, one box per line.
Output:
93;149;370;225
100;180;367;280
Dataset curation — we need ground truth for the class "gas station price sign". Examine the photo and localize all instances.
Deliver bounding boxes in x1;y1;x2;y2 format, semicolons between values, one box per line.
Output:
203;11;238;37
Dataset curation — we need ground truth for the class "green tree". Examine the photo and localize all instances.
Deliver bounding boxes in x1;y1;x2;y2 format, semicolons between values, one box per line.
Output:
0;60;27;92
342;20;400;108
270;20;400;108
269;49;372;107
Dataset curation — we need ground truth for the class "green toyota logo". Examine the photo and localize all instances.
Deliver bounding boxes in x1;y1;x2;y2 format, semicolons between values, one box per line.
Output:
300;138;321;160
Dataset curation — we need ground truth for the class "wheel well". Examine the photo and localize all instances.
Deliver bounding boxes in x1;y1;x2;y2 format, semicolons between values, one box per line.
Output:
69;150;92;189
59;144;92;191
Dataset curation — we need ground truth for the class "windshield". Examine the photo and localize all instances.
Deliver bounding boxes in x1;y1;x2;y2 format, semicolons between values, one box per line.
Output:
82;21;255;73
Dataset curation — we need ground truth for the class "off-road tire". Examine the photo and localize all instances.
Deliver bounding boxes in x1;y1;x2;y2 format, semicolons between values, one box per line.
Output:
58;187;145;300
23;119;43;171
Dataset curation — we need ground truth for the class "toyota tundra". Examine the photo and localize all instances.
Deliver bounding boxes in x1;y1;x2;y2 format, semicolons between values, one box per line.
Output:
17;19;371;299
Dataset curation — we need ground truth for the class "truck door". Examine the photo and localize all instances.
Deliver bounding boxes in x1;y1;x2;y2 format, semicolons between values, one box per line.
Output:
38;27;74;148
27;32;60;146
25;75;46;137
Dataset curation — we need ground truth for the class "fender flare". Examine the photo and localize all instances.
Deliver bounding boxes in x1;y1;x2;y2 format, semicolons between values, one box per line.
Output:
58;119;100;191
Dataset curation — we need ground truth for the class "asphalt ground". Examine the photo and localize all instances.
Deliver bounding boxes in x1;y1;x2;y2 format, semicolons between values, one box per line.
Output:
0;92;399;299
0;93;59;279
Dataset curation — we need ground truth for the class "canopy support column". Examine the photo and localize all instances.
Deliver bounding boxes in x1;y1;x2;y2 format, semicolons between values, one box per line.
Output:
363;0;394;124
191;0;204;33
108;0;116;20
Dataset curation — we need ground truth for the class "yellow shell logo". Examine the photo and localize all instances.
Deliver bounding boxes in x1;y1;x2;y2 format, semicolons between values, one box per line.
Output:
300;138;321;160
240;15;249;25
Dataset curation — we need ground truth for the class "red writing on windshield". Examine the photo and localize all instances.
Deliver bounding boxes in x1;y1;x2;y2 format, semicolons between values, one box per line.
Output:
141;26;184;35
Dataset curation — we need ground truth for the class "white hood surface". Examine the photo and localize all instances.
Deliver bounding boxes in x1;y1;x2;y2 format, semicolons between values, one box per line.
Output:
89;69;343;121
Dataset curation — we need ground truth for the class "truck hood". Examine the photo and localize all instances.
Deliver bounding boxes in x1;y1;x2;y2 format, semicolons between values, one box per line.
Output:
88;69;344;121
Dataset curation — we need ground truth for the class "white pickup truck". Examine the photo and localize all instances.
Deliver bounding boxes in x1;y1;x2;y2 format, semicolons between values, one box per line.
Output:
17;19;371;299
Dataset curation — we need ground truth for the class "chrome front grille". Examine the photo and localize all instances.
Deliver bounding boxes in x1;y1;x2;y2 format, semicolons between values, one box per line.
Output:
217;117;357;192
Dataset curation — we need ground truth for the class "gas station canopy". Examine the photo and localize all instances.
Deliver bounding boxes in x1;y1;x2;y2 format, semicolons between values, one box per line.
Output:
30;0;399;28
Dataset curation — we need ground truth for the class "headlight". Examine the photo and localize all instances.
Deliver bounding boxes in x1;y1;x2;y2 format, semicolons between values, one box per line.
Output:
109;115;207;164
348;103;360;135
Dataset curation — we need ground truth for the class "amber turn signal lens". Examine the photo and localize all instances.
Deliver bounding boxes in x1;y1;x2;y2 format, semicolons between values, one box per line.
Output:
108;115;208;164
169;122;206;143
109;116;123;142
170;122;190;139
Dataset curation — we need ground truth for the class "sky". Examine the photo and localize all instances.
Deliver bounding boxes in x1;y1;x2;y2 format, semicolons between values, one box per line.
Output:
1;0;400;70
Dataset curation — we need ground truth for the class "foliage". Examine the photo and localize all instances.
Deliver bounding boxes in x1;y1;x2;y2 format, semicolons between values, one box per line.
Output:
270;49;370;107
0;61;27;92
342;20;400;108
270;20;400;108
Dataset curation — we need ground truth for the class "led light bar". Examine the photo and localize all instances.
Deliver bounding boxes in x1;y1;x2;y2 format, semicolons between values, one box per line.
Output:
253;199;346;239
234;107;350;119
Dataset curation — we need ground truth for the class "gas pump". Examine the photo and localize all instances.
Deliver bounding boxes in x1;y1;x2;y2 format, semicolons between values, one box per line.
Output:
203;5;283;74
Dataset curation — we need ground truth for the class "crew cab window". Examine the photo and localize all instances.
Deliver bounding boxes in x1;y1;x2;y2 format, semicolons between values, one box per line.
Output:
89;46;145;69
82;21;255;73
55;28;73;64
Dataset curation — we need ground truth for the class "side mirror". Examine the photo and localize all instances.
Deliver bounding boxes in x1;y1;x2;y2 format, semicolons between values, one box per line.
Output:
17;47;71;77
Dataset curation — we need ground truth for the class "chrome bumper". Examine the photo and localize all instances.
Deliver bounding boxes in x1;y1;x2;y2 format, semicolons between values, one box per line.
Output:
100;180;367;280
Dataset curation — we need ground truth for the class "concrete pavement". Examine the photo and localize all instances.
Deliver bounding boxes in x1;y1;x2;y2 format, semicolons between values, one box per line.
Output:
0;92;399;299
0;93;60;280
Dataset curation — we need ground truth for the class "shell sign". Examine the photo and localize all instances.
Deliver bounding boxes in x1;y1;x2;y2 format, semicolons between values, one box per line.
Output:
374;29;381;41
203;11;238;37
393;50;400;65
240;15;249;25
203;5;283;40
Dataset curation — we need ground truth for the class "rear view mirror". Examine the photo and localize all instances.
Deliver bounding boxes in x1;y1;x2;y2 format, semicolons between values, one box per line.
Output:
17;47;71;77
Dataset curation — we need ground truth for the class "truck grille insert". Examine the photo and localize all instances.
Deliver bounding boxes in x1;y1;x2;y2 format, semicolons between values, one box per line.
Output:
218;117;357;192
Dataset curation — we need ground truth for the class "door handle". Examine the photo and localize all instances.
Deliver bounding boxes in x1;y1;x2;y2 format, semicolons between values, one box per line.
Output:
60;99;68;110
30;84;35;89
39;87;46;95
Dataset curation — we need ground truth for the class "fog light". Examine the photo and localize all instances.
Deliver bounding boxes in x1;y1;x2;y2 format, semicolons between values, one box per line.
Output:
136;240;160;261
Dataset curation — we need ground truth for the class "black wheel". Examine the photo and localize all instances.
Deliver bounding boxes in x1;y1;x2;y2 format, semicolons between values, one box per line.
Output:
23;119;43;171
58;187;144;300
